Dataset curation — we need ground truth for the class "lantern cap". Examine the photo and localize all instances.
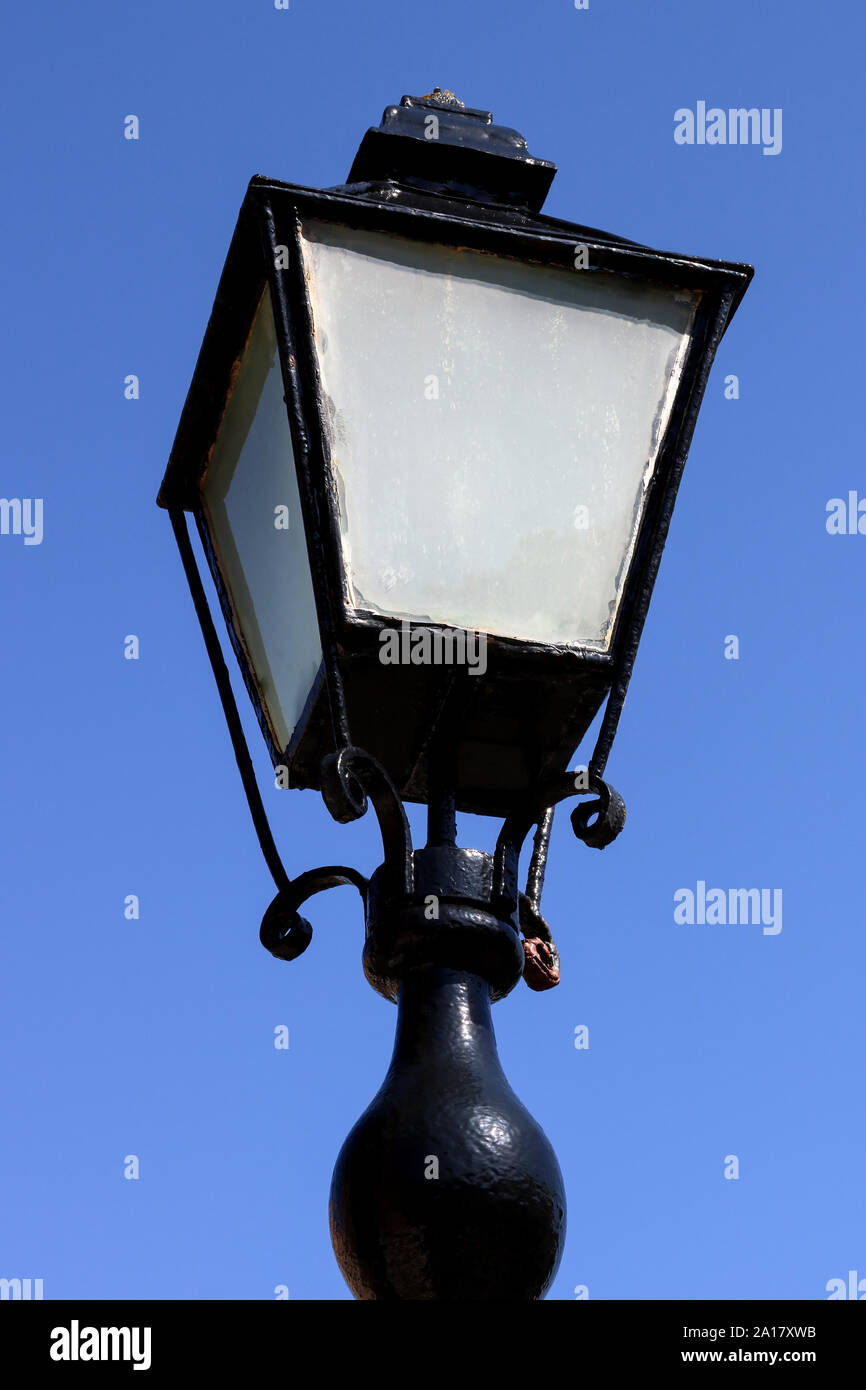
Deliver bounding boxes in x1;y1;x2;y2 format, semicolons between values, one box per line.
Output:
345;92;557;212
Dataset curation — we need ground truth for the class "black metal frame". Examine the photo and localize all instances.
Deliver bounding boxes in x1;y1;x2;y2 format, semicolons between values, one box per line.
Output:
159;173;749;818
158;93;752;998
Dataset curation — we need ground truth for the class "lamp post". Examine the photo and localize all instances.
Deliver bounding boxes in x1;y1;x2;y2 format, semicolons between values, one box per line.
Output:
158;89;753;1300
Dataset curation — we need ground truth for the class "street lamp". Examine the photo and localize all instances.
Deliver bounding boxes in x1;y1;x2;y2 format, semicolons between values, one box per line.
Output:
158;89;752;1300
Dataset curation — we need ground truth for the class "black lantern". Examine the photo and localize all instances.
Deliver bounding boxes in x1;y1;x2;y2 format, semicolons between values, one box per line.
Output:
158;90;752;1301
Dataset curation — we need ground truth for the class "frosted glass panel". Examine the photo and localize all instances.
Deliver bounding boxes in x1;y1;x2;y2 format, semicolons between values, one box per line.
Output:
302;222;699;649
201;285;321;753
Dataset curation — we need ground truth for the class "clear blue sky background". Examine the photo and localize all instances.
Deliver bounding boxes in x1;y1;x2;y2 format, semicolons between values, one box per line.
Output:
2;0;864;1301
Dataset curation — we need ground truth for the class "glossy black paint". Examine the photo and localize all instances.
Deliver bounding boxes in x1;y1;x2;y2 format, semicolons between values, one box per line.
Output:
256;740;614;997
255;737;589;1300
347;89;557;212
330;967;566;1301
254;741;575;1299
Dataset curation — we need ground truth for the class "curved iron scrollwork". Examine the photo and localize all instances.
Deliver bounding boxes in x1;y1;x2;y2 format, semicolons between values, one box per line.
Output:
260;866;368;961
319;746;414;899
570;776;627;850
261;746;413;963
493;770;626;912
494;770;626;991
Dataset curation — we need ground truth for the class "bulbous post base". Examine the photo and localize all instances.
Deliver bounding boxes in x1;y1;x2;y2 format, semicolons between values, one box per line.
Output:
329;966;566;1300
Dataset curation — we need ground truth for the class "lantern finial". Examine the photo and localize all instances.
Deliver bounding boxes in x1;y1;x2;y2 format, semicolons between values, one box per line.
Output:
421;87;466;108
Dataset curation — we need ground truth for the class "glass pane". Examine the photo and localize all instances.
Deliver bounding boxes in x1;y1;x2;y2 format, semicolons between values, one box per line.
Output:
201;284;321;754
302;222;699;650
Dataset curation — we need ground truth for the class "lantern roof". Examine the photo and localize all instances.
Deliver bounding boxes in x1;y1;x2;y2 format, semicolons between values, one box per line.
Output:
344;90;558;212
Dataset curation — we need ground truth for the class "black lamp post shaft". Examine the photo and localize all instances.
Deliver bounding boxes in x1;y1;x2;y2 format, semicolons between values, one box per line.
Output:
330;964;566;1300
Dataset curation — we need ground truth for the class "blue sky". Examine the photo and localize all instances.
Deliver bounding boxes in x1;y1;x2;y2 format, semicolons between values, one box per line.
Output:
1;0;864;1300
